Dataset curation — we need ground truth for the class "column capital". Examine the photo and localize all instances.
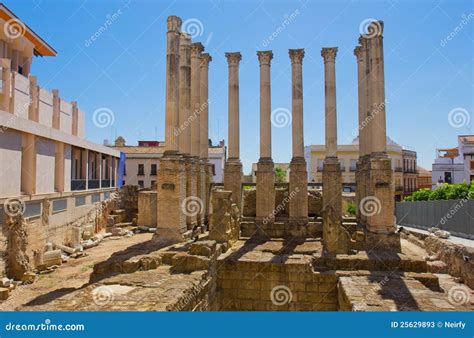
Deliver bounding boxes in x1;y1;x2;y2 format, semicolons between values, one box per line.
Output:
289;48;304;64
180;32;191;48
225;52;242;66
353;46;364;61
361;20;384;39
200;53;212;67
167;16;182;32
257;50;273;66
191;42;204;57
321;47;338;63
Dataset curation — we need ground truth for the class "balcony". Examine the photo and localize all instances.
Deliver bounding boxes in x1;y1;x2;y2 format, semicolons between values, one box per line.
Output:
88;179;100;189
394;167;403;172
403;169;418;174
71;180;86;191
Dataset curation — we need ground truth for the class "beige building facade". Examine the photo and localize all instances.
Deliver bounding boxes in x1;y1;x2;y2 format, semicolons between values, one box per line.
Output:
305;137;414;200
0;4;120;216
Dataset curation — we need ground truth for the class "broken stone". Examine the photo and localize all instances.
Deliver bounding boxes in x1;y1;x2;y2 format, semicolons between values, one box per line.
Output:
43;249;62;267
21;271;36;284
189;240;217;257
0;277;11;288
434;230;450;239
0;287;10;300
171;253;210;273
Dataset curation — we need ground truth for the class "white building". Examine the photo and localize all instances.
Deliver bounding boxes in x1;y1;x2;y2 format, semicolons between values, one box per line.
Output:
0;4;120;223
432;135;474;186
112;139;226;188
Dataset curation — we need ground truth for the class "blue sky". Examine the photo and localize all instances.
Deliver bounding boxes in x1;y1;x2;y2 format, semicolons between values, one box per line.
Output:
11;0;473;173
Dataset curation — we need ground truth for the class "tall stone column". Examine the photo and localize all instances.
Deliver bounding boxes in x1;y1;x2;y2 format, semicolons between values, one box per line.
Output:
199;53;212;225
321;47;349;254
256;50;275;224
354;44;369;225
179;33;191;156
156;16;187;243
224;52;243;211
288;49;308;224
361;21;399;251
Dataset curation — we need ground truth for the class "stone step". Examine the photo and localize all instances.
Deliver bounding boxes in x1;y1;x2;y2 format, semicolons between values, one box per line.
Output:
113;222;134;228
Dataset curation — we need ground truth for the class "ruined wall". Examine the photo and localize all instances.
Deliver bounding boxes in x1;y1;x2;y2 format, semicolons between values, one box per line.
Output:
137;191;157;227
216;255;338;311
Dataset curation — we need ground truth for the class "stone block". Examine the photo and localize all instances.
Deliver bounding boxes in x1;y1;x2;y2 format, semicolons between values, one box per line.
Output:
224;160;243;211
137;191;157;227
0;287;9;300
171;253;210;273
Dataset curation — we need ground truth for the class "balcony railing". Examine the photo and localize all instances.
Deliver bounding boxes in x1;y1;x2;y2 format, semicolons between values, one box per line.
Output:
101;180;111;188
395;167;403;172
403;169;418;174
88;179;100;189
71;179;86;191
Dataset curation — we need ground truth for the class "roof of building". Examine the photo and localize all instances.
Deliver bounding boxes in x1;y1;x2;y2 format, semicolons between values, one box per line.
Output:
417;166;431;175
0;3;56;57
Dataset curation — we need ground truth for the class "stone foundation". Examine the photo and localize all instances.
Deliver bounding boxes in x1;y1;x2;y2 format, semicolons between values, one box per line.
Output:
185;157;198;228
256;159;275;223
289;158;308;224
224;160;243;211
156;154;186;242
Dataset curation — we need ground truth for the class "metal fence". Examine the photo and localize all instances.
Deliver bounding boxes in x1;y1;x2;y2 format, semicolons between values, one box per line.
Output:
395;199;474;239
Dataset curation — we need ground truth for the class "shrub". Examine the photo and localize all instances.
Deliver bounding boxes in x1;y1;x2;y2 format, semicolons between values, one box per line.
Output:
411;188;430;201
346;202;356;216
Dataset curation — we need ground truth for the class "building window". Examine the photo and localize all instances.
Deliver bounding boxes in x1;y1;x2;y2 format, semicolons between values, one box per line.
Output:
150;164;157;176
470;161;474;170
151;180;156;187
138;180;144;188
138;164;144;176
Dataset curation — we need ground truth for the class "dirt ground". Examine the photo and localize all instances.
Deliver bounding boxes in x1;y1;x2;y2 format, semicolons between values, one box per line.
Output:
0;232;154;311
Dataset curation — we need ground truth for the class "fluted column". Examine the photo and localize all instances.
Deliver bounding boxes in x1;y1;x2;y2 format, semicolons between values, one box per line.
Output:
321;48;338;158
199;53;212;225
156;16;187;243
288;49;308;223
223;52;243;210
164;16;181;154
199;53;212;159
321;47;349;254
354;45;368;157
190;43;203;157
179;33;191;155
257;51;273;160
366;21;386;155
289;49;305;160
226;52;242;160
256;50;275;224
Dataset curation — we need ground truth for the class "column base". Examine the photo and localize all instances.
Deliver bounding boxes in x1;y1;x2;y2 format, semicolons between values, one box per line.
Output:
363;228;401;253
256;159;275;223
156;154;186;242
355;155;370;224
197;159;207;226
364;153;397;234
224;159;243;211
289;157;308;224
322;157;350;254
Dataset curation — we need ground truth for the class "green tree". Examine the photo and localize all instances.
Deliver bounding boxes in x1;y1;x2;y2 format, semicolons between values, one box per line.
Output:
275;167;286;183
346;202;356;216
411;188;430;201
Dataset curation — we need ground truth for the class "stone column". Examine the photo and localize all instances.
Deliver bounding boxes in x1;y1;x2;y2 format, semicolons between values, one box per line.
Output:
354;44;369;225
179;33;191;156
156;16;187;243
256;50;275;224
321;47;349;254
288;49;307;224
179;33;196;229
224;52;243;210
52;89;60;129
200;53;212;224
361;21;399;251
29;76;39;122
164;16;182;154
